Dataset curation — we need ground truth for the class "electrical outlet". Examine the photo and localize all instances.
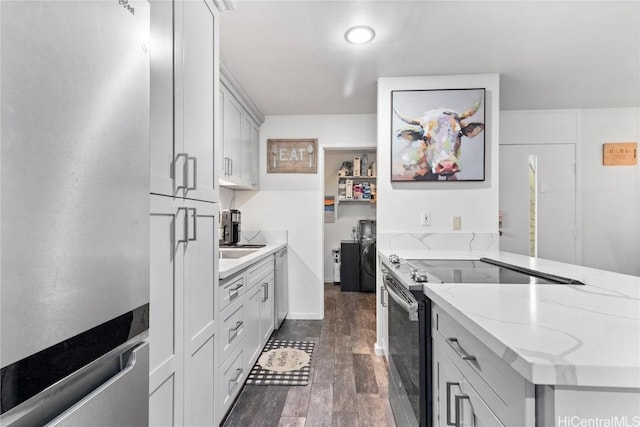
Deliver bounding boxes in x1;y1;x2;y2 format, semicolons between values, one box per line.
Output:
452;216;462;231
421;211;431;226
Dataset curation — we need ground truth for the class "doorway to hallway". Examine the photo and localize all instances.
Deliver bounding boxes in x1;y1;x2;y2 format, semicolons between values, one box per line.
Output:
499;144;578;264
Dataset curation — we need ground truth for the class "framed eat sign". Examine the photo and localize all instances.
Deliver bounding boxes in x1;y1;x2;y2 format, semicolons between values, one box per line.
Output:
603;142;637;166
267;138;317;173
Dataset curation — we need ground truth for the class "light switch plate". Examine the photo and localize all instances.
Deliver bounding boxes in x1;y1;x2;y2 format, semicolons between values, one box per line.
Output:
421;211;431;226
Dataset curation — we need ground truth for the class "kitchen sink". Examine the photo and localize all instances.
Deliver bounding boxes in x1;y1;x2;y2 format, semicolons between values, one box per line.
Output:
219;248;258;259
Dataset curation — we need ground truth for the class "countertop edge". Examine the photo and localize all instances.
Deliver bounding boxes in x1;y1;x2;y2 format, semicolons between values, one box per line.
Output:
219;243;287;279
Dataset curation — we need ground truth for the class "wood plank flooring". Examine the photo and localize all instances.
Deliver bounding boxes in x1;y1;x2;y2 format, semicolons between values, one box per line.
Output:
222;283;396;427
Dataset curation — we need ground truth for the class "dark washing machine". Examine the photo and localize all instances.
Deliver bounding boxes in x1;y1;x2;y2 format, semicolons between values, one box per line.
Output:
358;220;376;292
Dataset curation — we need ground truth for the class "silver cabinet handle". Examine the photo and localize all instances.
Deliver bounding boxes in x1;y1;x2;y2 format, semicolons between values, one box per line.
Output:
175;153;188;190
262;283;268;302
381;285;387;307
446;382;460;426
229;158;233;176
446;338;477;361
228;368;243;393
454;394;471;427
229;320;243;341
188;208;197;241
229;284;243;299
224;157;229;176
187;156;197;190
177;207;188;243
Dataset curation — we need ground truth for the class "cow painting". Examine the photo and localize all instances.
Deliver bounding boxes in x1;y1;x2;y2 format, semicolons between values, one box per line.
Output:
391;89;485;181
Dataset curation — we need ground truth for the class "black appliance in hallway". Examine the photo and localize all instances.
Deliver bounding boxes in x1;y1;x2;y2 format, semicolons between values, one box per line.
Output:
339;220;377;293
340;240;360;292
358;220;376;292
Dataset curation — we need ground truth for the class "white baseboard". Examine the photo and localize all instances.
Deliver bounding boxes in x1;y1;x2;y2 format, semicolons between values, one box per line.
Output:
285;312;323;320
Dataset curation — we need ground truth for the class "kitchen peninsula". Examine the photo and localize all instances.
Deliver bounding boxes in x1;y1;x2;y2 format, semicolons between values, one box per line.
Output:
379;250;640;426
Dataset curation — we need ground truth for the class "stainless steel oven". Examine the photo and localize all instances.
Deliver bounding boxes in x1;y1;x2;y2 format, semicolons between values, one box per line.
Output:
384;271;432;427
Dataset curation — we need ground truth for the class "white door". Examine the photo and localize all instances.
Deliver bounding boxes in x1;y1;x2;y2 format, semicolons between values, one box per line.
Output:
183;200;218;427
181;0;216;202
499;144;577;264
149;195;184;426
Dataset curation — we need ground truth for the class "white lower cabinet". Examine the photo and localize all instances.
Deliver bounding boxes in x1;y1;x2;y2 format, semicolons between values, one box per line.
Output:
432;303;535;427
216;255;275;423
434;343;504;427
149;195;218;426
219;295;246;366
219;345;245;417
245;283;262;370
259;274;275;343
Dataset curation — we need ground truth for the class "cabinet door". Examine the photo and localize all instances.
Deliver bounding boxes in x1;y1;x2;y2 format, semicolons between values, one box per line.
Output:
221;86;243;184
183;200;218;427
241;115;253;188
434;343;504;427
260;275;275;344
244;284;262;371
151;0;218;202
250;122;260;189
149;0;176;198
180;0;217;202
149;195;185;426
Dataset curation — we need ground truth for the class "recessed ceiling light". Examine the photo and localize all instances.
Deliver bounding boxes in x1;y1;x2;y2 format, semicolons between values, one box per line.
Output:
344;26;375;45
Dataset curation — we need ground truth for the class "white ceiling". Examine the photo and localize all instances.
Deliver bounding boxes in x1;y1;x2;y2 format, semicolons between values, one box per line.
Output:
219;1;640;116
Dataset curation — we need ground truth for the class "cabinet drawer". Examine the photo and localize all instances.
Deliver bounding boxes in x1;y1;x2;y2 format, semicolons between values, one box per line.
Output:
220;296;246;366
220;273;246;311
432;304;529;416
434;342;504;427
247;255;274;289
218;344;245;417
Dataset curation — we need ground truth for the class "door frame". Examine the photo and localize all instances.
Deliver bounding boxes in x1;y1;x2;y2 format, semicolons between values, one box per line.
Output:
499;109;583;265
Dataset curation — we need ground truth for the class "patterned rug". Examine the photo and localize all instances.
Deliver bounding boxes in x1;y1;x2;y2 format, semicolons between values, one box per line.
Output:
245;339;315;386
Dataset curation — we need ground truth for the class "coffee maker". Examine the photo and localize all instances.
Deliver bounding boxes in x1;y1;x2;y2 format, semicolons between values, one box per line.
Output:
220;209;241;246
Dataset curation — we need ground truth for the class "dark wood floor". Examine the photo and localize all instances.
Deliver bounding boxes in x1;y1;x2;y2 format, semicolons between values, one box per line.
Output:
222;283;396;427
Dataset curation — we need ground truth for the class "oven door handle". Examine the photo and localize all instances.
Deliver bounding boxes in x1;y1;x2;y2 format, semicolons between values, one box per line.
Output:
384;275;419;321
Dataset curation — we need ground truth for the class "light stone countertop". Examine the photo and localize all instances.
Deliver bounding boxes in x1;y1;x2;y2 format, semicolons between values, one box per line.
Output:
219;243;286;280
379;249;640;388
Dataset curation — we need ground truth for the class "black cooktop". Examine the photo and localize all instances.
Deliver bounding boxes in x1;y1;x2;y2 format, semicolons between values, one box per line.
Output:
407;258;585;285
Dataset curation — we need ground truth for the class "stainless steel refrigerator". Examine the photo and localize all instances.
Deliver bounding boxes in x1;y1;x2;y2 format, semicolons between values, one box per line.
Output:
1;1;150;425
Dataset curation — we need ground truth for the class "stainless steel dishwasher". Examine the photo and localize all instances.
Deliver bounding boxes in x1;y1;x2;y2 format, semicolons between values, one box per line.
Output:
274;247;289;329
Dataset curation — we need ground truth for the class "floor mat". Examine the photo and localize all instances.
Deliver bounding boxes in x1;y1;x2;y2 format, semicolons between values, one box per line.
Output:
245;339;315;386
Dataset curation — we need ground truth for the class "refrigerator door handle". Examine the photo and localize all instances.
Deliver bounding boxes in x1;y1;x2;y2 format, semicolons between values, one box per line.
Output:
46;341;149;426
1;340;149;427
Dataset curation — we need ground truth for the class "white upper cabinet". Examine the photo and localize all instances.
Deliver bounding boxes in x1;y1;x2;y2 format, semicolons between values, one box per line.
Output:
219;64;263;190
220;86;243;185
151;0;218;202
